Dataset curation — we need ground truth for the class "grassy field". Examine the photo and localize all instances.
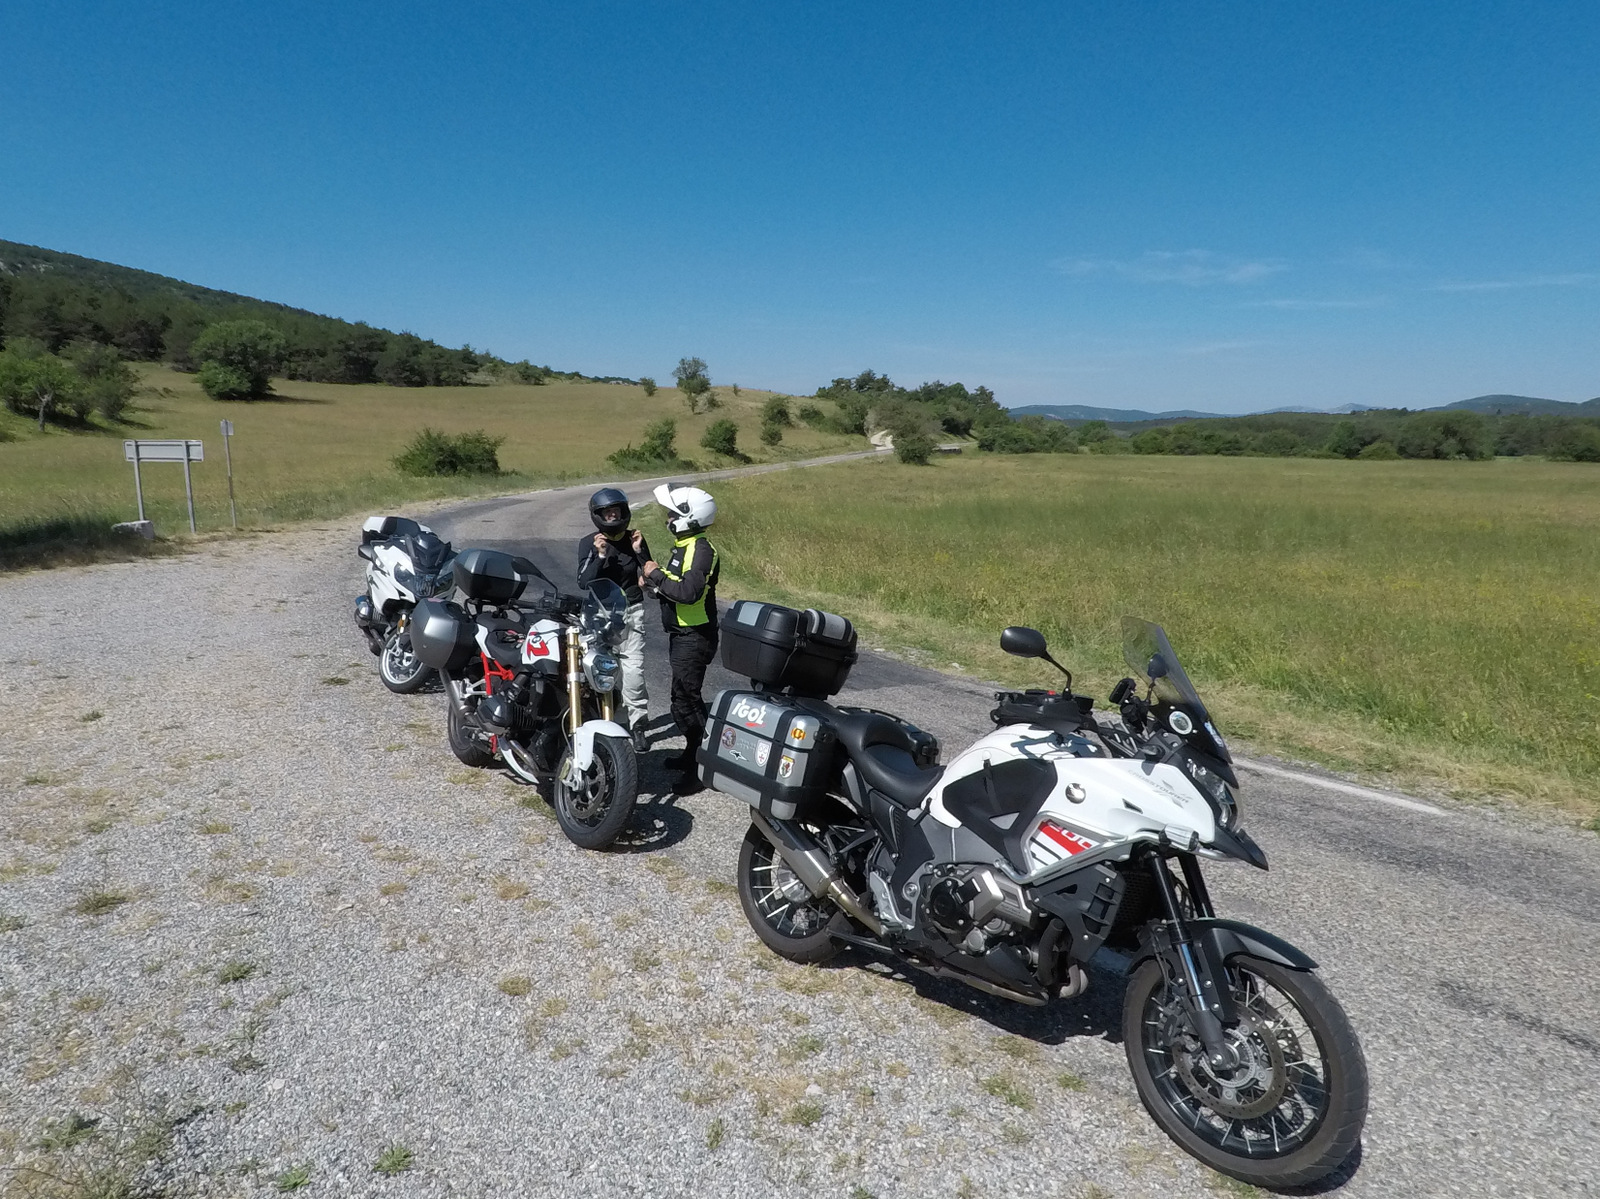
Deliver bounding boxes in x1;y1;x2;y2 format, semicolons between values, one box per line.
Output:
706;453;1600;817
0;367;863;565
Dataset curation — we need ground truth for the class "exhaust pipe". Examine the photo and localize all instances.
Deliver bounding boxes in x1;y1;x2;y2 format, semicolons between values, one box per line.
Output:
749;811;884;937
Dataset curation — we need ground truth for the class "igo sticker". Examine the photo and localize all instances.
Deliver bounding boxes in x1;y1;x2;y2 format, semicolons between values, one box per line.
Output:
777;753;795;780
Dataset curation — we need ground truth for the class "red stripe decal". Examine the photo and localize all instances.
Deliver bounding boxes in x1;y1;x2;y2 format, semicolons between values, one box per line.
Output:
1038;822;1094;855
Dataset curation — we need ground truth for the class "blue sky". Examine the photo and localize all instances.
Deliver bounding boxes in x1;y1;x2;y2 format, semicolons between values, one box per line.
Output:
1;1;1595;411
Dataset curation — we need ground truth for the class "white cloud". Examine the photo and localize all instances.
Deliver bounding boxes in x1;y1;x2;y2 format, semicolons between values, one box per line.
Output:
1431;273;1598;292
1054;249;1288;286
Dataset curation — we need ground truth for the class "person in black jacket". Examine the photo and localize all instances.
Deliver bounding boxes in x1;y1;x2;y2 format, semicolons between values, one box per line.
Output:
577;487;652;752
641;483;719;793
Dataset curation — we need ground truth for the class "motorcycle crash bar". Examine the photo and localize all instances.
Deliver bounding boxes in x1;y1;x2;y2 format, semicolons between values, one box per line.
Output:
749;811;885;937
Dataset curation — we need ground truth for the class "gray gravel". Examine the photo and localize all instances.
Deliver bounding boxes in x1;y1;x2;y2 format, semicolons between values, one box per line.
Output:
2;476;1598;1198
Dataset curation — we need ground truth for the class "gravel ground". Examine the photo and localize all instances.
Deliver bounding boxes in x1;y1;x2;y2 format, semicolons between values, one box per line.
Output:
2;478;1598;1199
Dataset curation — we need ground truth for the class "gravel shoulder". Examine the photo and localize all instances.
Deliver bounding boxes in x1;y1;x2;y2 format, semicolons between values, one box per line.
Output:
2;484;1598;1199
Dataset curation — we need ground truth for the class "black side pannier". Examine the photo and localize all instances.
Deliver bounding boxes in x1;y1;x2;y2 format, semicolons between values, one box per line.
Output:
720;600;857;698
698;688;839;820
411;597;477;672
452;548;529;605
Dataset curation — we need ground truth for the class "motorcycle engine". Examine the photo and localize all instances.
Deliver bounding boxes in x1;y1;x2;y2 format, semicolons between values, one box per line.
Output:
921;865;1035;956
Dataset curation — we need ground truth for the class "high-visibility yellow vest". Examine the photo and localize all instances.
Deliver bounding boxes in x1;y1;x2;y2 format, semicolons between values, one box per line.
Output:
661;533;718;627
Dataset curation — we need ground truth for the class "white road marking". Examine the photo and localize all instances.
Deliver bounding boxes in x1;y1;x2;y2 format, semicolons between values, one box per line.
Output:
1237;757;1451;816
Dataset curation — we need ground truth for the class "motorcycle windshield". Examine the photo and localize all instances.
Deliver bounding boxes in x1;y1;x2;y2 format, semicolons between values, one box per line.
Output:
582;580;627;636
1121;616;1231;762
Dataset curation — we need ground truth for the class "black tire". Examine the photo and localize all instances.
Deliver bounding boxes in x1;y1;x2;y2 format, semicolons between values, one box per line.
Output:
735;824;848;964
379;629;433;694
1123;954;1367;1190
553;735;638;850
447;697;497;769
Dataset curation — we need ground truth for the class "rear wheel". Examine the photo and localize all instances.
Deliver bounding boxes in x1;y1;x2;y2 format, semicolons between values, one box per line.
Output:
446;696;496;768
553;735;637;850
1123;954;1367;1189
379;629;432;693
735;824;847;964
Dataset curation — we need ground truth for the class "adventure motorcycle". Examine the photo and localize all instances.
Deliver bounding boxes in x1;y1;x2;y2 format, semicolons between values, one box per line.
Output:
410;548;639;850
702;604;1367;1190
354;515;456;694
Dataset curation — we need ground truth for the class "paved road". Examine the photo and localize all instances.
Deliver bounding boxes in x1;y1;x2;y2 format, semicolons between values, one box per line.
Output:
429;471;1600;1198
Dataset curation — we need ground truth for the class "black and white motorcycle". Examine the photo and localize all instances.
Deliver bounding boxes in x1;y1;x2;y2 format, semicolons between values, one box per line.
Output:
354;516;456;694
702;604;1367;1190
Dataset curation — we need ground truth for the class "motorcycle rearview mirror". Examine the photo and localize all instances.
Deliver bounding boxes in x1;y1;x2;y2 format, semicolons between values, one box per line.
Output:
358;545;375;562
1146;653;1170;681
1000;626;1072;684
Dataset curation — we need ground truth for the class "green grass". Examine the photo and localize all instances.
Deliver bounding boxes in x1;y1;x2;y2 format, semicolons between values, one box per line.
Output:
373;1143;414;1175
709;453;1600;815
0;365;864;567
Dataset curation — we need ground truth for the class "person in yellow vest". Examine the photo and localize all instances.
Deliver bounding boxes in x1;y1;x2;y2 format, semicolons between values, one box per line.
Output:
638;483;720;794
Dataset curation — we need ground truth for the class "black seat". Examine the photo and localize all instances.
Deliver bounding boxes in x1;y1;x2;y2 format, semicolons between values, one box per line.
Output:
831;709;944;807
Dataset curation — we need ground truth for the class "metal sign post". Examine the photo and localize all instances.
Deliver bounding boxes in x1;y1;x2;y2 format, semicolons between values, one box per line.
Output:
123;440;204;533
220;419;237;529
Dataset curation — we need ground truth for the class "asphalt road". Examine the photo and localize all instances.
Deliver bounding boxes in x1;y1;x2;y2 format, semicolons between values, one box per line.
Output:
428;469;1600;1198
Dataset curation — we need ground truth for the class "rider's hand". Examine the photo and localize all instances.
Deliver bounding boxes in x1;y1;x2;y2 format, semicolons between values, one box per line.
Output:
630;531;643;554
593;533;608;558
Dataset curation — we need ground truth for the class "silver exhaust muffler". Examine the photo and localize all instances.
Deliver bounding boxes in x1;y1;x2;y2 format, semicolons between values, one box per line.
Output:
749;811;885;937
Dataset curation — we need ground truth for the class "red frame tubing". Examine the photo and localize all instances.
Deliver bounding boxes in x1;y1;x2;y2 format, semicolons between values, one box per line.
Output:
481;651;516;756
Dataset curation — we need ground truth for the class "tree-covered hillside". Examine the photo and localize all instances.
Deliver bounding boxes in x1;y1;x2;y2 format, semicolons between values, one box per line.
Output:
0;239;594;387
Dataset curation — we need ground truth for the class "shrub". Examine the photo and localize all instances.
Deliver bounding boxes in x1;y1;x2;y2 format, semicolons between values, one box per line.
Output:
608;418;689;470
192;319;287;400
68;341;137;420
393;428;504;476
761;396;792;427
640;376;657;397
1547;423;1600;462
700;418;740;457
797;403;825;428
1358;439;1399;460
1129;428;1172;455
894;430;936;464
1396;411;1492;460
759;419;783;447
0;348;85;425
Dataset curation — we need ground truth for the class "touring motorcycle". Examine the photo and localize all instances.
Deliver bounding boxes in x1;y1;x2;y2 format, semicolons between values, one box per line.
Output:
701;604;1367;1189
354;516;456;693
410;548;639;850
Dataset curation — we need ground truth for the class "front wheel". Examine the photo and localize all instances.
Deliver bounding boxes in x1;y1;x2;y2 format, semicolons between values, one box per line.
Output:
1123;954;1367;1190
553;735;637;850
735;824;848;964
379;628;433;694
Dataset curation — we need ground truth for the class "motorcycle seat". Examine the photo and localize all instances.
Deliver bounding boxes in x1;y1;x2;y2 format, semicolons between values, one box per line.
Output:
831;709;945;808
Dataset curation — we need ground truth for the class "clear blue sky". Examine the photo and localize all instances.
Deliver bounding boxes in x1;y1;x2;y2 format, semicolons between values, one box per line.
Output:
2;1;1595;411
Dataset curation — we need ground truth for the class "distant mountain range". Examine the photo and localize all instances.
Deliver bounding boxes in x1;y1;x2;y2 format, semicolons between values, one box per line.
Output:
1010;394;1600;424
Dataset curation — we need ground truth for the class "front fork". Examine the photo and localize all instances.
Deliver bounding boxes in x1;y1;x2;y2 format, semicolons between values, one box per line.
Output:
1146;850;1240;1068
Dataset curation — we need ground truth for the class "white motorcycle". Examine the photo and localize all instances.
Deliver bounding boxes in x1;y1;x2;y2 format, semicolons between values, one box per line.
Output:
702;605;1367;1191
354;516;456;694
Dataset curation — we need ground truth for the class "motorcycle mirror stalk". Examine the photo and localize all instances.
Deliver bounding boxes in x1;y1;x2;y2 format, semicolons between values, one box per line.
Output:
998;626;1073;687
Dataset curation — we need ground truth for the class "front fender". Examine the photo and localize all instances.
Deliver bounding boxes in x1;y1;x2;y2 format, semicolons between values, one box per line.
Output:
1131;917;1318;973
569;719;631;774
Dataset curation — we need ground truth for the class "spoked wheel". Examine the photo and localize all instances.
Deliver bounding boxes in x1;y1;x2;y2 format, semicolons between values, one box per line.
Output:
735;824;847;964
379;628;433;694
553;735;638;850
1124;955;1367;1190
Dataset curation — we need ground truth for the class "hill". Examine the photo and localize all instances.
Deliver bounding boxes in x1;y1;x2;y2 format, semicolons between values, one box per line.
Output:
1443;394;1600;416
1012;395;1599;425
0;238;589;386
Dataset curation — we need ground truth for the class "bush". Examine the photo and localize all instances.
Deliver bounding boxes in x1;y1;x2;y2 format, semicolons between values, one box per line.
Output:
1548;423;1600;463
192;319;287;400
761;396;792;427
894;431;936;464
640;376;657;397
1396;411;1492;460
1358;439;1399;460
700;418;741;457
67;341;137;420
0;347;84;425
759;418;783;447
393;428;504;476
608;418;689;470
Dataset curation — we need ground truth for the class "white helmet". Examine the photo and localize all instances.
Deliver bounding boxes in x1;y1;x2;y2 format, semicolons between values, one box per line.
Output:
653;483;716;535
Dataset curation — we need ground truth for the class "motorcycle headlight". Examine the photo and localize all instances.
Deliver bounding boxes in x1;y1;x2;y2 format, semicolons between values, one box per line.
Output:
1186;757;1241;829
583;649;620;693
393;566;421;596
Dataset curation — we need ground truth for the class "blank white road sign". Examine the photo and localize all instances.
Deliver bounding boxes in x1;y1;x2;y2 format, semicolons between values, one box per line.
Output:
124;439;203;462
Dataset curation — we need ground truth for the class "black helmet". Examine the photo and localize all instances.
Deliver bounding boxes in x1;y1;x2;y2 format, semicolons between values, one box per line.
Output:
588;487;631;535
